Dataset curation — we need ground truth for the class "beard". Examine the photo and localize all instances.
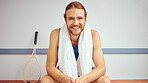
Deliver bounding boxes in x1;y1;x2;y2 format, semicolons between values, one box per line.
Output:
68;24;85;36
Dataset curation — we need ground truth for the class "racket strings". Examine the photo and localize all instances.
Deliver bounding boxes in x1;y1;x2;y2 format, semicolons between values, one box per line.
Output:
23;57;41;82
22;46;41;82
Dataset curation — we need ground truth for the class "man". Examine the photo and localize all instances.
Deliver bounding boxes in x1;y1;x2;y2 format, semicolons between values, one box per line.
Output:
41;1;111;83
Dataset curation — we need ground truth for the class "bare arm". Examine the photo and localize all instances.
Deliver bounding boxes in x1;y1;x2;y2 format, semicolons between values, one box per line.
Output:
46;29;73;83
76;30;106;82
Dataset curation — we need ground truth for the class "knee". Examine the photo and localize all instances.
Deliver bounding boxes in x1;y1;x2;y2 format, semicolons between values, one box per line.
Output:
97;75;111;83
41;75;54;83
102;77;110;83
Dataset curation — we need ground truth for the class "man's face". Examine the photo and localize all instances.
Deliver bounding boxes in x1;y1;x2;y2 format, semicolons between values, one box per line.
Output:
65;8;86;36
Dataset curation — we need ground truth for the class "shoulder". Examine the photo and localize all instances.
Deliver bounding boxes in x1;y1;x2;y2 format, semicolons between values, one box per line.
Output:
91;29;100;39
50;29;60;37
49;29;60;47
50;29;60;40
91;29;102;48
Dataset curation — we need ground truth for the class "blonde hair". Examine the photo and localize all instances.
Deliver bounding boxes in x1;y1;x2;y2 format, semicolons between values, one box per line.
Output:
64;1;87;18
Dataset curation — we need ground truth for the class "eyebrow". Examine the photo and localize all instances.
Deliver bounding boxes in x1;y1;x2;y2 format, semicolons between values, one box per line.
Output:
67;16;84;18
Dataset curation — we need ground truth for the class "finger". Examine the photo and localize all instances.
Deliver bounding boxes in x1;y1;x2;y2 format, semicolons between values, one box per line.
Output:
71;80;75;83
75;79;80;83
71;78;76;83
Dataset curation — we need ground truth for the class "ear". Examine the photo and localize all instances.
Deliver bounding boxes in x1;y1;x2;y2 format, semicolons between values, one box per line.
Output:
64;16;67;23
64;17;68;25
85;15;87;21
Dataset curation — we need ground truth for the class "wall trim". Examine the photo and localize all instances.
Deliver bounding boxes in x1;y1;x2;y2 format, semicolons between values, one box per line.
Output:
0;48;148;54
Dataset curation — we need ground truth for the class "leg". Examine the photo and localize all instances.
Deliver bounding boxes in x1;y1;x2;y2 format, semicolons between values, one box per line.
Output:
41;74;59;83
92;75;111;83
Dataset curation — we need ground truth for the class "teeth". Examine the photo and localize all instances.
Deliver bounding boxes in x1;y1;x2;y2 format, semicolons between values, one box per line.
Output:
73;27;79;29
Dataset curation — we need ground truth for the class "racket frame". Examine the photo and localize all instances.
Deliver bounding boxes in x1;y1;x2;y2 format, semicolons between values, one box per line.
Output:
22;32;41;83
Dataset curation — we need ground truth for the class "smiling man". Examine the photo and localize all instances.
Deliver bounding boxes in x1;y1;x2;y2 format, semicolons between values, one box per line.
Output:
41;1;111;83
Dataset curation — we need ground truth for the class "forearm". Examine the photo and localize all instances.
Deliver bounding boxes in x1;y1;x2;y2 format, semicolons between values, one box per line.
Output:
82;66;106;82
46;66;71;83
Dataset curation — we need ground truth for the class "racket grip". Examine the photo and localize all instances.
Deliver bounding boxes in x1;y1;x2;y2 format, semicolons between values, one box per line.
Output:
34;31;38;45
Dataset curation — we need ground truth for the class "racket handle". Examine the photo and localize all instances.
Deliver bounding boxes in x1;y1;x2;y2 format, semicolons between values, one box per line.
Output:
34;31;38;45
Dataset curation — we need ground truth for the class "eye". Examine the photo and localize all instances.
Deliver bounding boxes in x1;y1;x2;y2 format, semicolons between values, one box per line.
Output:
68;17;74;20
78;17;83;20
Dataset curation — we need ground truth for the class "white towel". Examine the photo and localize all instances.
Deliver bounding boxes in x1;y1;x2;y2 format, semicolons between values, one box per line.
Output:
58;23;93;79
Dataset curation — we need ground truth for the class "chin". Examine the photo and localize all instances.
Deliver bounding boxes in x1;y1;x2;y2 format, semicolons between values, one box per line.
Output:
72;31;82;36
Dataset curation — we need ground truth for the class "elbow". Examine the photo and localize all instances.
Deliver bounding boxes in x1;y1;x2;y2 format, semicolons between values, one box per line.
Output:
45;60;48;73
46;63;51;74
46;66;53;75
102;66;106;75
101;63;106;75
96;65;106;76
46;64;56;75
45;63;49;73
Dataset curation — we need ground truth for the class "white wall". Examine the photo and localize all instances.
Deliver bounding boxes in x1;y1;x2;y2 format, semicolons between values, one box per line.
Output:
0;0;148;48
0;0;148;80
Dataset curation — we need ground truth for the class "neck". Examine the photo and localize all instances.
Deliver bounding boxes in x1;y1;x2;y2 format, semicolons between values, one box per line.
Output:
70;34;80;46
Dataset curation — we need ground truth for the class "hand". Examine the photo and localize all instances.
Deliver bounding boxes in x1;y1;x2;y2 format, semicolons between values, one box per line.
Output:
75;76;86;83
63;76;71;83
63;76;76;83
70;77;76;83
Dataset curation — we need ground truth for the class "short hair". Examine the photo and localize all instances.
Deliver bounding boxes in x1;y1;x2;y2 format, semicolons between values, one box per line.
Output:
64;1;87;18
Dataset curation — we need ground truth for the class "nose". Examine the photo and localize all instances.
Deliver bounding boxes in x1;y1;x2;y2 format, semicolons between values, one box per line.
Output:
73;19;79;26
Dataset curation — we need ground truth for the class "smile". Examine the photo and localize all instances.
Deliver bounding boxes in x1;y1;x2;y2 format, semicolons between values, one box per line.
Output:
72;27;80;29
